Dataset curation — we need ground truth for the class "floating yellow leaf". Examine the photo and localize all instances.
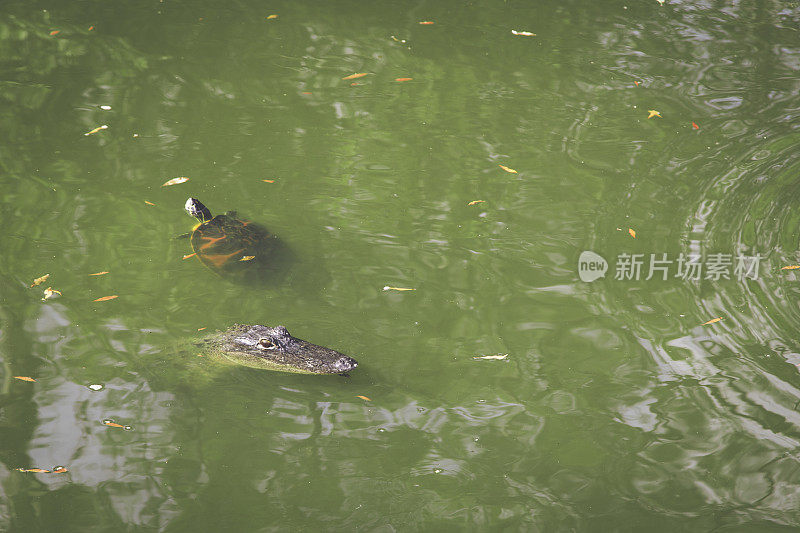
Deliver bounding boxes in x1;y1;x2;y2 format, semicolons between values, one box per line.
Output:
161;177;189;187
418;21;434;25
89;271;109;276
30;274;50;287
473;354;509;360
51;466;69;474
14;376;36;382
782;265;800;270
49;30;60;36
93;295;118;302
647;110;661;119
262;179;275;183
239;256;255;261
467;200;485;206
511;30;536;36
702;317;723;326
144;200;156;206
17;468;50;473
84;124;108;136
183;253;197;260
498;164;518;173
395;77;413;82
42;287;61;301
383;286;414;291
197;327;207;331
342;73;368;80
628;228;636;238
356;395;372;401
102;420;126;428
266;14;278;19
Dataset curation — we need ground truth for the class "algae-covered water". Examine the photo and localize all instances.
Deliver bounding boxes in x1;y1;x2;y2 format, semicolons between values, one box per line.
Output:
2;0;800;530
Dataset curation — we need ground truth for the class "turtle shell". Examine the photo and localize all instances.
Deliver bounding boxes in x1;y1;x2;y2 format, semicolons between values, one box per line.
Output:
190;213;272;274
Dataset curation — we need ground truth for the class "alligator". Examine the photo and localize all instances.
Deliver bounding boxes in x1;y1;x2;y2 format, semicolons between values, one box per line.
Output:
195;324;357;374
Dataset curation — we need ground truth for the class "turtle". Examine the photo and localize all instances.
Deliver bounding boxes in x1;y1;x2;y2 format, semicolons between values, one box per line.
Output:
183;197;275;276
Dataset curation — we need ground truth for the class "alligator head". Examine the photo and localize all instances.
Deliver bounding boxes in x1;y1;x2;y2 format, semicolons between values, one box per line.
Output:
200;324;358;374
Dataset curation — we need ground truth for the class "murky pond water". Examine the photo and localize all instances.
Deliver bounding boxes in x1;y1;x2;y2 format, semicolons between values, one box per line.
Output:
2;0;800;529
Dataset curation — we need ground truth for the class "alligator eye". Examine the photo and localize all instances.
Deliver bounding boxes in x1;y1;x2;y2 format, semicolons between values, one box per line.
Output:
258;338;276;350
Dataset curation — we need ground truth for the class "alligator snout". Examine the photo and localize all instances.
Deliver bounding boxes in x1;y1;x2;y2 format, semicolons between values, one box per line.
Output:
334;356;358;373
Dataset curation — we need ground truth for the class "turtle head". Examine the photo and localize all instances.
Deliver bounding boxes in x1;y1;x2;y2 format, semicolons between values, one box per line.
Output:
185;198;213;223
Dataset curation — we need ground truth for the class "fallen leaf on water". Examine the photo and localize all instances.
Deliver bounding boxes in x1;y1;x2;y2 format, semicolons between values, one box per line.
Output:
498;164;518;173
473;354;509;360
102;420;126;428
89;271;109;276
692;122;699;130
395;77;413;82
14;376;36;382
51;466;69;474
262;179;275;183
647;110;661;119
93;295;118;302
17;468;50;473
383;286;415;291
356;395;372;401
511;30;536;36
239;256;255;261
183;253;197;260
88;26;94;31
467;200;485;206
702;317;723;325
782;265;800;270
634;80;640;86
266;14;278;19
161;176;189;187
342;73;368;80
144;200;156;206
197;327;207;331
350;82;360;87
42;287;61;301
30;274;50;287
628;228;636;238
84;124;108;136
419;21;434;25
49;30;60;36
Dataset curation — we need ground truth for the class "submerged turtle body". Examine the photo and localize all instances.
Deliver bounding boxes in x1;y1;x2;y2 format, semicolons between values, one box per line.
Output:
185;198;274;276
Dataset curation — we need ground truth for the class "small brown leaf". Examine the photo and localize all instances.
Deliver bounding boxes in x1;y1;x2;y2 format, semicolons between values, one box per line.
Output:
628;228;636;238
356;395;372;401
161;177;189;187
702;317;723;326
90;271;109;276
183;253;197;260
42;287;62;301
30;274;50;287
197;327;207;331
498;164;518;173
93;295;118;302
88;26;94;31
692;122;699;130
342;73;368;80
49;30;60;36
103;420;126;428
144;200;156;206
239;255;255;261
467;200;485;206
14;376;36;382
782;265;800;270
262;179;275;183
395;77;413;82
51;466;69;474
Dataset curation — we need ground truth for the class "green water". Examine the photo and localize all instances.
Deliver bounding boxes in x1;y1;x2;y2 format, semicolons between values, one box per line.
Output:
2;0;800;530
